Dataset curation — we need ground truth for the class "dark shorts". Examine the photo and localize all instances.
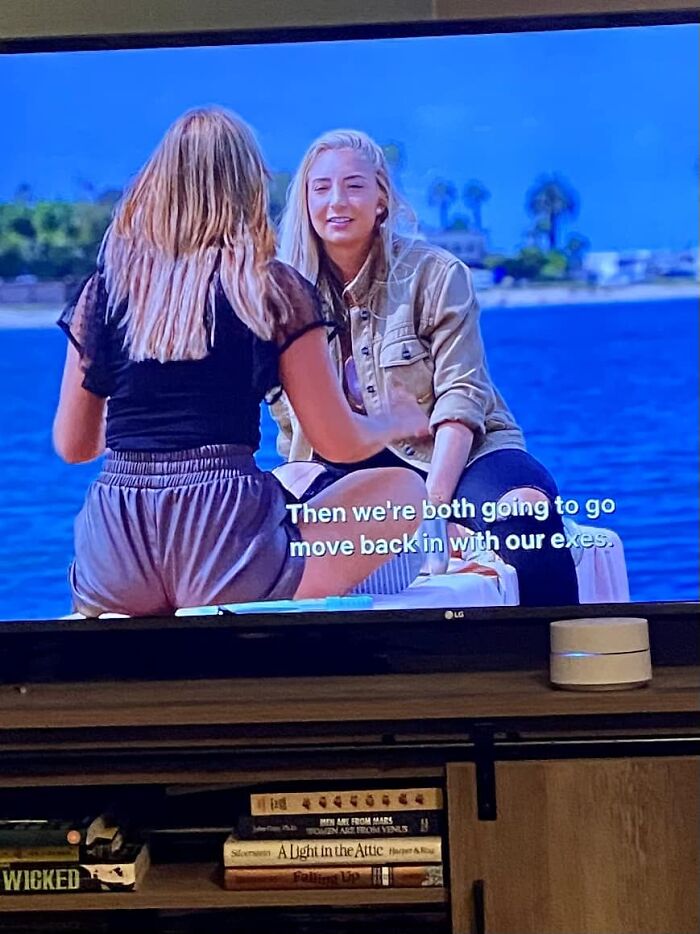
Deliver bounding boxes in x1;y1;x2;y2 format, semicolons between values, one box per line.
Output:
297;447;577;606
70;445;304;617
304;447;559;519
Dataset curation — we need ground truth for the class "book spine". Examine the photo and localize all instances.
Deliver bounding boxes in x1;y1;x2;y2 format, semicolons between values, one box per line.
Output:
223;864;444;890
0;848;149;895
250;788;443;816
0;819;90;848
0;846;78;863
237;810;442;839
223;835;442;867
0;865;130;895
0;831;73;848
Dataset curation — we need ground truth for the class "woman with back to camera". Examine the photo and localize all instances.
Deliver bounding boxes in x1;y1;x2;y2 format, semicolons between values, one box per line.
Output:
274;129;579;607
53;108;428;617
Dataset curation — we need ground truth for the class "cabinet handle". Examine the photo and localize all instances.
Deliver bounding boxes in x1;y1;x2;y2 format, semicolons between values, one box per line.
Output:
473;724;497;820
473;878;486;934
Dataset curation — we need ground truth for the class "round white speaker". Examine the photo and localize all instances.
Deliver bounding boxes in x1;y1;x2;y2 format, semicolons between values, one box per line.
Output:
549;617;651;691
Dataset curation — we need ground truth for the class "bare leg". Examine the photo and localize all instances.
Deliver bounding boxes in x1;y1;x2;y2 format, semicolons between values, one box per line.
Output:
293;467;426;599
497;486;549;508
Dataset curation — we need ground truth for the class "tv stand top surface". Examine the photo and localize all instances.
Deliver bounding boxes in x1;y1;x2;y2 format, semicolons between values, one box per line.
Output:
0;667;697;732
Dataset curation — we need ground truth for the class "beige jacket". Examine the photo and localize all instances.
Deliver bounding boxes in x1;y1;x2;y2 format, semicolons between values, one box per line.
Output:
272;236;525;469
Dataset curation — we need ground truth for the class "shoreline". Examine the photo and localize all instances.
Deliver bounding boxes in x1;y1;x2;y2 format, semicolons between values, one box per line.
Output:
0;281;697;329
478;281;699;308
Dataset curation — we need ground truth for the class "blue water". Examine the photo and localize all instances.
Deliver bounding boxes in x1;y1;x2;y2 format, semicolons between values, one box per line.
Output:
0;297;697;621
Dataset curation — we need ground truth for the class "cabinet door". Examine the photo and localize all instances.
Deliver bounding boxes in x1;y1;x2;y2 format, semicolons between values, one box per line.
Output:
448;756;699;934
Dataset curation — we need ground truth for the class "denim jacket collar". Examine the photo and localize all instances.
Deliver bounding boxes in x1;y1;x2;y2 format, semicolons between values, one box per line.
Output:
319;236;388;311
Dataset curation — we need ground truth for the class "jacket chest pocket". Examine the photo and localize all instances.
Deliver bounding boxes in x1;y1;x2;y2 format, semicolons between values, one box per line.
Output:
379;336;434;401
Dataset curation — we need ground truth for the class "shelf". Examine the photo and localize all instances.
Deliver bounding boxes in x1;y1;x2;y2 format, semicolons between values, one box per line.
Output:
0;862;449;912
1;668;697;733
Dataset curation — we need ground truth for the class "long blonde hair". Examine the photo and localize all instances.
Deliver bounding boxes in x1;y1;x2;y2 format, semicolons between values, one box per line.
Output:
278;129;417;289
100;107;290;361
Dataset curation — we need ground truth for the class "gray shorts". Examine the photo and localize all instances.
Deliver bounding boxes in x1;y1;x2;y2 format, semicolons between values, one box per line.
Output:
70;445;304;617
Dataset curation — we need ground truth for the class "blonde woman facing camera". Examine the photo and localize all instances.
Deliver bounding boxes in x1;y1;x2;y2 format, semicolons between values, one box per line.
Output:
275;129;578;607
53;109;427;617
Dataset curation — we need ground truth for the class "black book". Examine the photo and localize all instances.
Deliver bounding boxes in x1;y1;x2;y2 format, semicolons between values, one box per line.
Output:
0;819;91;848
236;810;442;839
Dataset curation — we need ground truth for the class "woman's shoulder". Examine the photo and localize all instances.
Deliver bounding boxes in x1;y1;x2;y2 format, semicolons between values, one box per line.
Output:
391;235;468;274
266;260;328;349
267;259;319;313
390;236;472;295
267;259;315;294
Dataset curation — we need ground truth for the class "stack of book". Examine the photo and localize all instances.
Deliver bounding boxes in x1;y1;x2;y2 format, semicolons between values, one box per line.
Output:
0;814;149;896
223;786;444;890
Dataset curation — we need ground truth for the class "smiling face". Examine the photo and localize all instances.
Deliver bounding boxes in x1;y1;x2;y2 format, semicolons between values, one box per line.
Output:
306;148;384;261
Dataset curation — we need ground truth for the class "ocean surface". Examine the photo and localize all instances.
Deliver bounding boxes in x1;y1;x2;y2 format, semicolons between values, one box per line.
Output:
0;297;697;621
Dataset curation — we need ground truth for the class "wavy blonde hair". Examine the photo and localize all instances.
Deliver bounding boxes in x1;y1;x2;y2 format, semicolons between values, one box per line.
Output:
278;129;417;289
99;107;290;361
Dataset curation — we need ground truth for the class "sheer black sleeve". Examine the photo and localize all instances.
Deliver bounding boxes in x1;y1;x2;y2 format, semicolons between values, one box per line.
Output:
256;262;337;406
57;271;113;398
267;261;337;353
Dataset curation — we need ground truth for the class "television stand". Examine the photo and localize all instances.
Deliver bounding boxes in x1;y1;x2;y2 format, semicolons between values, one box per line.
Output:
0;666;698;933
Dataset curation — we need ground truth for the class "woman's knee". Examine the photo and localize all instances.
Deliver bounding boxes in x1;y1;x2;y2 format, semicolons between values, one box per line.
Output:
348;467;425;536
497;485;550;507
382;467;426;519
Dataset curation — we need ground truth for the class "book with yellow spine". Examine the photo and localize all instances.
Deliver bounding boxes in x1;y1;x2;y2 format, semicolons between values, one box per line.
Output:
250;787;442;816
223;834;442;867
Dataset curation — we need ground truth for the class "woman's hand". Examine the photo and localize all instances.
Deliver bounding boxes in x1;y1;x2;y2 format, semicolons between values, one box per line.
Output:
280;329;426;463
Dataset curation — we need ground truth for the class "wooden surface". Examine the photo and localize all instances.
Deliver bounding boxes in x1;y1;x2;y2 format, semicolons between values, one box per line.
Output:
0;764;444;790
1;0;697;41
0;668;697;731
435;0;700;16
448;757;700;934
0;861;447;912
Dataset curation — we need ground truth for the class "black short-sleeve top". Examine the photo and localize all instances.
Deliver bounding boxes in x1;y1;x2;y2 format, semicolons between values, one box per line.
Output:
57;261;328;453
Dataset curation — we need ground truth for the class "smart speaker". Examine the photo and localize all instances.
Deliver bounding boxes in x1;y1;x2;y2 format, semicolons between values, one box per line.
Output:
550;617;651;690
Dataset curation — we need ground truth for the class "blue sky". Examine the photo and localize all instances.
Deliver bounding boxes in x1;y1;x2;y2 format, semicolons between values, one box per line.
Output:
1;22;697;252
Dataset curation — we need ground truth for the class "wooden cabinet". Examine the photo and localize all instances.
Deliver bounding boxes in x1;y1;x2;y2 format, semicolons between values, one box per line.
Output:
448;757;700;934
0;668;697;932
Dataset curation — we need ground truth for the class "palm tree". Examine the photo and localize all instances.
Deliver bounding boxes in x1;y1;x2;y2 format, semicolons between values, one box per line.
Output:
428;178;457;230
526;174;579;251
564;232;590;274
463;179;490;232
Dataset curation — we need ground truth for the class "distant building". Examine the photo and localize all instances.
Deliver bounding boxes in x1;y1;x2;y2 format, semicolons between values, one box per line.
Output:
583;250;653;285
648;248;699;280
582;252;619;285
618;250;653;284
582;249;700;285
426;229;488;266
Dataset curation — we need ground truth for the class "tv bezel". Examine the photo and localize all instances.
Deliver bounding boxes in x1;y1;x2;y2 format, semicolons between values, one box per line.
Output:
1;7;698;637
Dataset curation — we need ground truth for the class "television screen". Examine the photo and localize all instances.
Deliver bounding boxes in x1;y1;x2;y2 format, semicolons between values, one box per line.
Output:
0;14;698;625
